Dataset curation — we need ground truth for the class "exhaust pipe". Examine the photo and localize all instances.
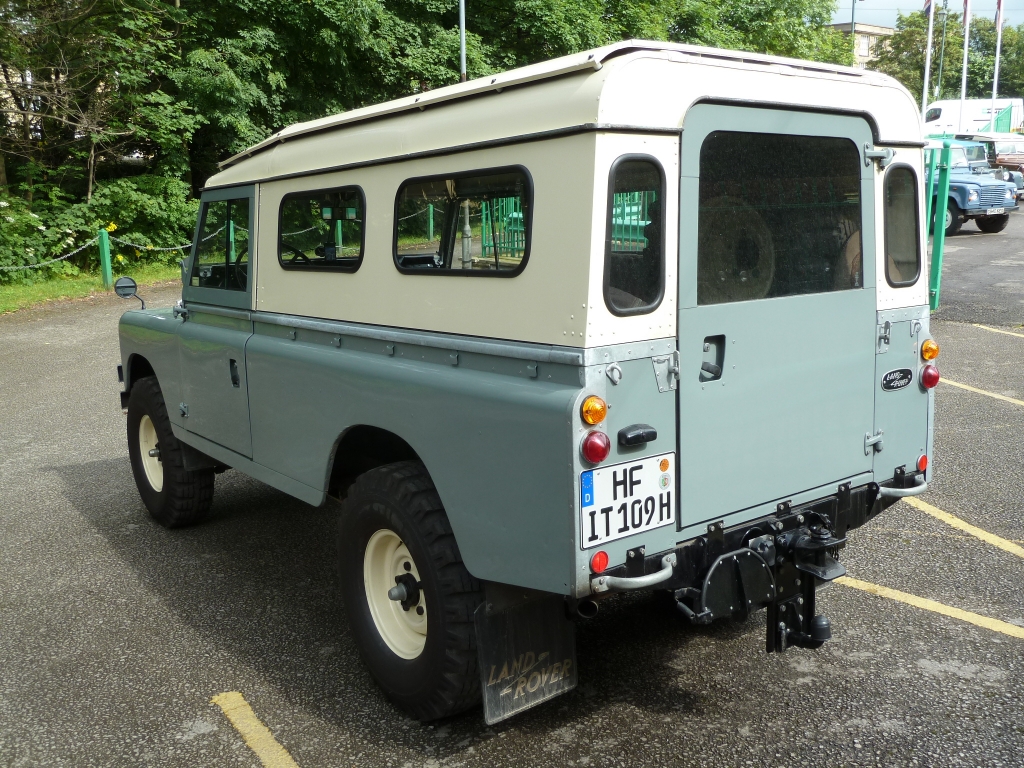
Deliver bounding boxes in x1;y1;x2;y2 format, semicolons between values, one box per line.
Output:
575;599;599;619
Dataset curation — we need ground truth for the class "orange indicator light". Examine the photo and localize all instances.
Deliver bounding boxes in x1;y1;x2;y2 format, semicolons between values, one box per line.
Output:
921;339;940;361
581;395;608;425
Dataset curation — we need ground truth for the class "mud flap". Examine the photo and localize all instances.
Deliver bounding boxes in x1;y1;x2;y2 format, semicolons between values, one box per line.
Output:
474;592;577;725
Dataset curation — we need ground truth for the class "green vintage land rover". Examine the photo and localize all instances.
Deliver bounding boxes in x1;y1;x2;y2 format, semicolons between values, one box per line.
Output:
116;41;940;724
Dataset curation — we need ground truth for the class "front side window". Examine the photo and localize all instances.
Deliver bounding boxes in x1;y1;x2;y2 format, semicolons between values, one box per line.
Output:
394;168;530;275
604;157;665;314
697;132;863;306
190;197;250;292
884;166;921;286
925;108;941;123
279;186;364;271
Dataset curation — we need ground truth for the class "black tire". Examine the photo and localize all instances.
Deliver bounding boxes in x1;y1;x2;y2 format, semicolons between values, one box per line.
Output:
939;199;963;237
126;376;215;527
338;461;483;721
976;213;1010;233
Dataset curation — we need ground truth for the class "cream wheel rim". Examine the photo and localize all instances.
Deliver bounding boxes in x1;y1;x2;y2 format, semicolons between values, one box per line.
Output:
363;529;427;659
138;415;163;492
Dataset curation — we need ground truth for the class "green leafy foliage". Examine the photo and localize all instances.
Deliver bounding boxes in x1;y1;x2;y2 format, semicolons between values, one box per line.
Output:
1;0;852;284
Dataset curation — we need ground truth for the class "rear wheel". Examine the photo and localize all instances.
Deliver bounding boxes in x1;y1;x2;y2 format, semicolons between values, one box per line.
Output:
338;461;483;721
127;376;215;527
976;213;1010;233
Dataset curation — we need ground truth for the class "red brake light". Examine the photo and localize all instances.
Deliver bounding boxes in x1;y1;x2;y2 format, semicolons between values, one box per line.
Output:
590;550;609;573
581;431;611;464
921;364;940;389
917;454;929;472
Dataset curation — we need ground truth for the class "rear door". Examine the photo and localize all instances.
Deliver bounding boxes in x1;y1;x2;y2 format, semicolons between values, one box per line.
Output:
676;104;877;533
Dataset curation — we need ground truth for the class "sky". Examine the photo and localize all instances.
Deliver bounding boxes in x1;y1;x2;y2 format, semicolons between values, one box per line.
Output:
831;1;1023;29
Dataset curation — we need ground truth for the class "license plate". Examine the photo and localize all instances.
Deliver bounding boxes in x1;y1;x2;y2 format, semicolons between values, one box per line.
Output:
580;453;675;549
986;207;1005;215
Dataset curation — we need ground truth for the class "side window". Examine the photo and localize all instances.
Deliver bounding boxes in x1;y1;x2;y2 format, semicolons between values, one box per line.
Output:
190;198;250;292
884;166;921;287
279;186;364;271
604;157;665;315
697;132;862;306
925;108;941;123
394;167;530;275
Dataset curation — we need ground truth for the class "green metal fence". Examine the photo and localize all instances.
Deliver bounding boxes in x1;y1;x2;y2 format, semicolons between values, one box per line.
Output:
610;191;654;251
481;197;525;262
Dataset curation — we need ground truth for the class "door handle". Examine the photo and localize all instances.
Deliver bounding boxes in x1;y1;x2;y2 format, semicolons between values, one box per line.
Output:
229;358;240;388
700;361;722;377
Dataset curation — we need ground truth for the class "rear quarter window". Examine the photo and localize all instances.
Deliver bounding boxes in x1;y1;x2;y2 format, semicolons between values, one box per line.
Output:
884;166;921;287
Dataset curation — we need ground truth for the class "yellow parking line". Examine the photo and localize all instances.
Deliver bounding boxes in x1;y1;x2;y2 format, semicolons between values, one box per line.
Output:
904;497;1024;560
941;378;1024;407
973;323;1024;339
836;576;1024;639
211;692;300;768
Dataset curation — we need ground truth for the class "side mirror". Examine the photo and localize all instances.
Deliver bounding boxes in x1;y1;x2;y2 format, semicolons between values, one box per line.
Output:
114;276;146;309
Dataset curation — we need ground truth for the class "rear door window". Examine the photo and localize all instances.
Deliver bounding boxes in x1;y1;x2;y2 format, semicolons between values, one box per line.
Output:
394;167;530;275
697;132;863;305
604;157;665;315
883;166;921;286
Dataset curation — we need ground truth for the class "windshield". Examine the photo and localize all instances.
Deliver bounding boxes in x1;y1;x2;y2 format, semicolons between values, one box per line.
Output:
949;147;970;168
962;145;987;162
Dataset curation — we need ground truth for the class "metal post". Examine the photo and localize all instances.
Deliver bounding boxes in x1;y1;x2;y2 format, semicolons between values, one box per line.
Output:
459;0;467;82
98;229;113;289
922;0;937;116
959;0;972;133
428;203;434;242
228;219;236;263
936;3;949;100
461;200;472;268
989;0;1004;130
850;0;858;59
930;141;953;311
924;148;938;228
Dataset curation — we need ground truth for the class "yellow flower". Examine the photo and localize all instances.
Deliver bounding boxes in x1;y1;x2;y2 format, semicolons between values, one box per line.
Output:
106;221;117;232
116;254;125;262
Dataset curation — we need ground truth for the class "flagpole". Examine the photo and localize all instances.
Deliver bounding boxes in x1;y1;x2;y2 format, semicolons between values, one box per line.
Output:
959;0;972;132
923;0;937;117
989;0;1004;130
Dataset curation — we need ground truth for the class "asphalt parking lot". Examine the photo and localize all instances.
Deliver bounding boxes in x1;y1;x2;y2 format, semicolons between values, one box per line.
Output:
2;215;1023;768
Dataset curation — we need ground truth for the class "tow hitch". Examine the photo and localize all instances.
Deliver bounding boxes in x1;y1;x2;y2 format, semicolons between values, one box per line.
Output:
673;513;846;653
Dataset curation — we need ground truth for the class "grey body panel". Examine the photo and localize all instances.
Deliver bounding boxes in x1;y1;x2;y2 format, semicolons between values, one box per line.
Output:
178;308;254;456
118;308;186;428
874;306;931;479
244;320;583;593
676;105;878;530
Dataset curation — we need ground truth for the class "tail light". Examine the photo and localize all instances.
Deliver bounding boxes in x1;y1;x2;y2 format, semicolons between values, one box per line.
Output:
921;364;940;389
918;454;929;472
590;550;609;573
581;431;610;464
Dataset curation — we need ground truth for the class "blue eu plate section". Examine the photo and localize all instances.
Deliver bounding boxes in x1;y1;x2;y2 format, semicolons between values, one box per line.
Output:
580;471;594;509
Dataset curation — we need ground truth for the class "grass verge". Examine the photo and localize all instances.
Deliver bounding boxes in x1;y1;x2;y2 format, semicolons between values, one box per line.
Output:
0;263;181;315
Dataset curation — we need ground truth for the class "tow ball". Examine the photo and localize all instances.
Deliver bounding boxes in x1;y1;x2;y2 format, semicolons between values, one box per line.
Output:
673;516;847;653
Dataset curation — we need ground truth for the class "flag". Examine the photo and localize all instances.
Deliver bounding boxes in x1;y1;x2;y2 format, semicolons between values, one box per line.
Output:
964;0;969;27
924;0;932;16
996;0;1003;26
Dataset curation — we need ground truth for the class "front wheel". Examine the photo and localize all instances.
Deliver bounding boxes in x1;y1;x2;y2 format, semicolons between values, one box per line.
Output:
338;461;483;721
126;376;215;527
976;213;1010;233
940;199;963;237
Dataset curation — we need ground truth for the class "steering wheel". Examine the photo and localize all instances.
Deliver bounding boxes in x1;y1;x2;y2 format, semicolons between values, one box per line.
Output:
283;244;310;263
230;260;248;291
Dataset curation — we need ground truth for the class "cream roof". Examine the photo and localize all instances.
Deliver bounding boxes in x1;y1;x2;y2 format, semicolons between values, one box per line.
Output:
207;39;922;189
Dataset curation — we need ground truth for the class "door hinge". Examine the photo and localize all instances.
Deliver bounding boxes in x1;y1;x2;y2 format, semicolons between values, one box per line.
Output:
864;430;884;455
652;351;679;393
864;145;894;168
877;321;891;354
179;403;189;418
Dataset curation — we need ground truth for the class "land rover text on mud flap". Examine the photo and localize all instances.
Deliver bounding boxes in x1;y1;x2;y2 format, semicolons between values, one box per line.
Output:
116;41;938;725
